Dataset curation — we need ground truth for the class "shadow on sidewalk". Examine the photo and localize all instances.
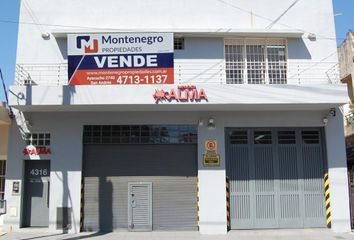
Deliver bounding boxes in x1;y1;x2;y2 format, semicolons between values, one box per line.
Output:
9;233;66;240
62;232;110;240
11;232;110;240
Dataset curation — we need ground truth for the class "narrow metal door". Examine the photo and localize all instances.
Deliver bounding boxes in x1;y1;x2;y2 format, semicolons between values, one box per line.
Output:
23;160;50;227
128;182;152;231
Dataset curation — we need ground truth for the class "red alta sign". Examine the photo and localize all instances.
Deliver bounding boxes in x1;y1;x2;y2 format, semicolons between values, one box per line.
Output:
23;146;52;155
153;85;208;103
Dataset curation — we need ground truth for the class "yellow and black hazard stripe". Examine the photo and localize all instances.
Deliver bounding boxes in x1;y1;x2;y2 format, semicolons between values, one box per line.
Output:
197;177;200;231
226;176;230;231
80;177;84;232
324;173;331;228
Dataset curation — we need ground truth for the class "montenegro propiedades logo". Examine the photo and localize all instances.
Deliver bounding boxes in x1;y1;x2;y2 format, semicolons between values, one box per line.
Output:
76;36;99;53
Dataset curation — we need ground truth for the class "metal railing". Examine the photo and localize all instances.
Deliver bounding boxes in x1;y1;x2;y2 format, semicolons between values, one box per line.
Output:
15;64;68;86
288;61;340;84
15;61;340;86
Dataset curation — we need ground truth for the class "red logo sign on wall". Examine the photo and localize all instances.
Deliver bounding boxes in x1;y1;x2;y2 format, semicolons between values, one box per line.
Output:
23;146;52;155
153;85;208;103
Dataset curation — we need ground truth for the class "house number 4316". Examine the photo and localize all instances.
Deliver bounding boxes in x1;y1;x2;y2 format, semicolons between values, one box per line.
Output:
30;169;48;176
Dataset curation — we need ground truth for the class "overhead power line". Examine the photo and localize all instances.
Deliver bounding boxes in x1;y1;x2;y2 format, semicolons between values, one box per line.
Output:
0;19;346;41
0;0;345;41
215;0;343;41
265;0;301;29
287;50;339;81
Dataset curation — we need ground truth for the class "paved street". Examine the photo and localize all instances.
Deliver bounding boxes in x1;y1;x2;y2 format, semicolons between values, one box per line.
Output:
0;229;353;240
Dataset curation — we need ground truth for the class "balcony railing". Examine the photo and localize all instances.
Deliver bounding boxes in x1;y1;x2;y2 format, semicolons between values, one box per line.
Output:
15;64;68;86
15;61;340;86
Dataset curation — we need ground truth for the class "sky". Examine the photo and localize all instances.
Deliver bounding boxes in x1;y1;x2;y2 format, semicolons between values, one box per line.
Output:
0;0;353;102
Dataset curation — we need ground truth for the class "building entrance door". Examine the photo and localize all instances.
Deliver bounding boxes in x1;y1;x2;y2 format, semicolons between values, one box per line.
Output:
23;160;50;227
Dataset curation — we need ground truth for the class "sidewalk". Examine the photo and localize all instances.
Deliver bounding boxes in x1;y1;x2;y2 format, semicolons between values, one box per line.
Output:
0;229;353;240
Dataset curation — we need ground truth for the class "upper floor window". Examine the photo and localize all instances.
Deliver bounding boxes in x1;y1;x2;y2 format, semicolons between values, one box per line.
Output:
174;37;185;50
225;39;287;84
25;133;51;146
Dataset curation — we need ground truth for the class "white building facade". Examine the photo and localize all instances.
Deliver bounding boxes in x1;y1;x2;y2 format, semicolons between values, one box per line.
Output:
4;0;351;234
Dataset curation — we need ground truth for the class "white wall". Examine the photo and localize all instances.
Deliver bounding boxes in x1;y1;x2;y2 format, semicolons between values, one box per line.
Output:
4;123;25;229
8;84;348;111
4;113;83;232
198;124;227;234
16;0;337;64
325;108;351;232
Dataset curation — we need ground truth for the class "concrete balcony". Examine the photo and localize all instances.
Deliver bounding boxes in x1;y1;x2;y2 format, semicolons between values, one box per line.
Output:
10;61;347;112
15;61;340;86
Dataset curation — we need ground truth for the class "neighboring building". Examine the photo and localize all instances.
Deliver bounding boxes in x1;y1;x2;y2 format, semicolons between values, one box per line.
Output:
339;31;354;148
339;31;354;103
0;102;10;225
338;31;354;227
4;0;350;235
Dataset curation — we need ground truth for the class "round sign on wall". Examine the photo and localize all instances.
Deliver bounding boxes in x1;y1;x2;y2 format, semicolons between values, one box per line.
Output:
205;140;217;152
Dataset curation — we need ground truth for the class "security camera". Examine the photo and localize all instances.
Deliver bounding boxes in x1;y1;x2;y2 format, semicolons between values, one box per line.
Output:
329;108;336;117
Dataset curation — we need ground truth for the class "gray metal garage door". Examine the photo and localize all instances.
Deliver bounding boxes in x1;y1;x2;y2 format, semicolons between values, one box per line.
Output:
226;128;326;229
82;125;198;232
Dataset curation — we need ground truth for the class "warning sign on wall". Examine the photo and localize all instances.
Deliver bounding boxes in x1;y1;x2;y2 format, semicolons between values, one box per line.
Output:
203;140;220;167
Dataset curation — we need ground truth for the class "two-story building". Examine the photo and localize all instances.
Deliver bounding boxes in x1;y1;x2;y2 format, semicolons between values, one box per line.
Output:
3;0;351;235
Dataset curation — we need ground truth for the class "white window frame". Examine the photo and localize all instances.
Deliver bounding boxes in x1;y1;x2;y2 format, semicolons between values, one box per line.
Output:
24;133;51;146
224;38;288;84
174;37;185;50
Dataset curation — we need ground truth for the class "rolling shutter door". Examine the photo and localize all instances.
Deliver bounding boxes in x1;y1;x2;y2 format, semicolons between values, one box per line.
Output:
82;144;198;231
